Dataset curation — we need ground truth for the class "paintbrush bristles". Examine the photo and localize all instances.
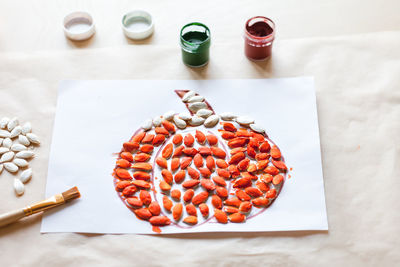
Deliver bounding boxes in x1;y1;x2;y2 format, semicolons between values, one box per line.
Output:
62;186;81;202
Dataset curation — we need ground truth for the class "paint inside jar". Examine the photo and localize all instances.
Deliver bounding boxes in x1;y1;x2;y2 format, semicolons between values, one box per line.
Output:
125;17;151;32
244;16;275;61
65;18;92;34
180;23;211;67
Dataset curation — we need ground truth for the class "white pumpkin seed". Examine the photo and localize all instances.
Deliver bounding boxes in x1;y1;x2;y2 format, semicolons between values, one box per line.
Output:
0;117;10;129
173;116;187;129
141;119;153;131
18;135;30;146
190;116;205;126
16;150;35;159
0;164;3;174
249;124;265;133
4;162;18;173
178;112;192;121
14;178;25;196
187;95;205;103
13;158;28;168
26;133;40;145
204;115;220;128
188;102;207;112
236;116;255;125
182;90;195;102
163;110;175;121
153;116;162;127
2;138;12;148
196;109;213;118
20;168;32;183
0;130;10;138
0;151;14;163
0;138;3;145
7;117;19;131
11;144;27;152
0;147;9;154
21;122;32;134
220;112;236;121
10;125;22;138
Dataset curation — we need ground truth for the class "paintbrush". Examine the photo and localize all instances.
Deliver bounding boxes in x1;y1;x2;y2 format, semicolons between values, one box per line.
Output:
0;186;80;228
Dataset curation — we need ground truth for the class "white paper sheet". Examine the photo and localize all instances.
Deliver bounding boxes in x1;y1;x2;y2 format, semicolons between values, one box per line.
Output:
41;77;328;234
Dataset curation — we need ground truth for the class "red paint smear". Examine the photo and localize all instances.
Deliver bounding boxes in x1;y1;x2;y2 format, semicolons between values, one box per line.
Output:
152;226;162;233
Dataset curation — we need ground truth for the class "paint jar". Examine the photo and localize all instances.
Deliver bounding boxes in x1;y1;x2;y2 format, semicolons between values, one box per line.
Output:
63;11;95;41
180;22;211;67
244;16;275;61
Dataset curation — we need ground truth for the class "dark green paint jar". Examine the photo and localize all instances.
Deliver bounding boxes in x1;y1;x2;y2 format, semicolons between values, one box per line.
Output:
180;22;211;67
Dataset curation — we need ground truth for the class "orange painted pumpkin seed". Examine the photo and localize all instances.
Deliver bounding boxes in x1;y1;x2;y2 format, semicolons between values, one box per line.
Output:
228;165;240;178
266;188;277;198
198;167;212;178
142;133;154;144
270;146;281;159
247;163;257;173
220;131;236;140
261;173;273;184
236;189;251;201
233;177;252;188
149;201;161;215
139;190;152;205
159;180;171;191
211;195;222;209
155;127;169;135
224;206;239;213
271;160;287;171
216;186;228;198
192;191;209;205
230;147;246;155
180;157;192;169
172;145;184;157
184;133;195;147
115;168;132;179
162;120;176;133
201;178;216;191
216;159;228;168
182;179;200;189
206;134;218;146
195;130;206;144
229;152;246;165
247;146;257;158
252;197;269;206
212;176;227;186
132;162;152;171
222;122;237;132
183;189;195;202
228;138;249;148
239;201;252;213
273;174;284;185
199;203;209;217
132;132;146;143
149;216;171;226
245;187;263;198
185;204;197;216
152;134;166;146
183;216;198;225
206;156;215;171
237;158;250;171
172;134;183;145
122;185;137;197
140;144;154;154
121;152;133;162
156;157;168;169
198;146;212;156
116;159;131;168
127;197;143;208
172;203;183;221
187;167;200;179
170;157;180;172
123;141;140;152
211;147;226;159
162;196;173;212
256;153;270;161
162;143;173;159
229;212;246;223
171;189;181;200
214;209;228;224
134;208;152;220
193;153;203;168
131;180;151;189
183;147;198;156
174;170;186;183
224;197;242;207
259;141;271;153
264;165;279;175
134;153;151;162
133;171;151;181
216;168;230;179
256;180;269;192
161;169;173;184
116;180;131;191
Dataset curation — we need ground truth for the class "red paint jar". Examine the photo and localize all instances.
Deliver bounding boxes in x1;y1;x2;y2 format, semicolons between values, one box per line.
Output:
244;16;275;61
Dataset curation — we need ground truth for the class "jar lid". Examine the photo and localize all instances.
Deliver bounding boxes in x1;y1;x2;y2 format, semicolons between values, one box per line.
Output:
122;10;154;40
63;11;95;41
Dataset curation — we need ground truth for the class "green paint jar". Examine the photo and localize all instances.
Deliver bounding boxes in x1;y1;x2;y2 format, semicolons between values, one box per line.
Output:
180;22;211;67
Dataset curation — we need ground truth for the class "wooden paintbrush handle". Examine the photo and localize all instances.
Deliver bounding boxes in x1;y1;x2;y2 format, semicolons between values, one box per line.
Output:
0;209;26;227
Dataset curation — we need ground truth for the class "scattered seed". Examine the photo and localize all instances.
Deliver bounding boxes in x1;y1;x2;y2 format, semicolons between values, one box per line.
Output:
4;162;18;173
220;112;236;121
0;147;9;154
153;116;163;127
249;124;265;133
13;178;24;196
2;137;12;148
173;116;187;129
196;109;213;118
13;158;28;168
214;209;228;223
0;151;14;163
199;203;209;217
187;95;205;103
204;115;220;128
183;216;198;225
7;117;19;131
141;119;153;131
0;117;10;129
10;126;22;138
11;144;27;152
149;216;171;226
185;204;197;216
182;90;196;102
178;112;192;121
21;122;32;134
20;168;33;183
26;133;40;145
0;130;10;138
189;102;207;112
190;115;205;126
236;116;254;125
163;110;175;121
